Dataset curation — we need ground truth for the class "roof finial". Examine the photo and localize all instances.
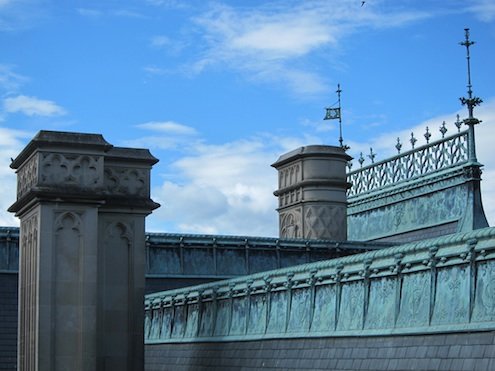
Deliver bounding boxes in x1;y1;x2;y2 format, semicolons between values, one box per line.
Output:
459;28;482;162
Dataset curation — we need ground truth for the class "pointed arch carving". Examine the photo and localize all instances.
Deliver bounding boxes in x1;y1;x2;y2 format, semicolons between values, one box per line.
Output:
54;212;83;235
104;221;133;248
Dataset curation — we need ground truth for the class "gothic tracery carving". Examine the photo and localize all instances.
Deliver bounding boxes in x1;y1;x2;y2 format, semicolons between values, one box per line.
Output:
17;154;38;199
104;167;147;196
39;153;101;187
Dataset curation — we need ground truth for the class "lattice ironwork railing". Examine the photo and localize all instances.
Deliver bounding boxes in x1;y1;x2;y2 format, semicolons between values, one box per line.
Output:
347;131;469;198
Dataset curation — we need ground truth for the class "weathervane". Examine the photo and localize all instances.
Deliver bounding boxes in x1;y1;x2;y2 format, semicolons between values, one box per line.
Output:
459;28;482;162
324;83;349;150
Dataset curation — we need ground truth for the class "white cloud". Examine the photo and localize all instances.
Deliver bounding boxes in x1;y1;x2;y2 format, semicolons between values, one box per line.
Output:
189;1;430;95
76;8;103;18
0;127;32;226
150;35;171;48
0;64;28;93
229;18;334;59
143;65;168;75
112;9;146;19
3;95;66;116
137;120;198;135
76;7;145;19
126;120;200;150
149;136;283;236
145;0;189;9
0;0;46;31
468;0;495;22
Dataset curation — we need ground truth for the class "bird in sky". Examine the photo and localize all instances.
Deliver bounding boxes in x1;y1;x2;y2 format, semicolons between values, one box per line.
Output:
361;1;365;6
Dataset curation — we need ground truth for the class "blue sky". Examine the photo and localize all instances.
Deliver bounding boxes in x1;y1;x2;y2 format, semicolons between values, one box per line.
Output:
1;0;494;236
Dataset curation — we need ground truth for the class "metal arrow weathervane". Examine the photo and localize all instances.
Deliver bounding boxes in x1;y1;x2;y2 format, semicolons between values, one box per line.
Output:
324;83;349;150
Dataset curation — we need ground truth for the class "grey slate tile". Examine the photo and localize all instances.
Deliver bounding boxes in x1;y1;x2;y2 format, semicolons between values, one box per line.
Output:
449;345;462;358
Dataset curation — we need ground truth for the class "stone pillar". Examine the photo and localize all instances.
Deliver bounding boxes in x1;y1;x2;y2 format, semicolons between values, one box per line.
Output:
272;145;351;240
8;131;159;371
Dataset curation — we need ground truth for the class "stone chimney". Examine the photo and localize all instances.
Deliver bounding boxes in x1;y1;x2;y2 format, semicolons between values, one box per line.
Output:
9;131;159;371
272;145;351;240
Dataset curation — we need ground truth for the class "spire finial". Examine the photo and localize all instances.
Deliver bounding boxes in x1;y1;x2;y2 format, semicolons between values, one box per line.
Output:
368;147;376;164
459;28;482;162
395;137;402;154
459;28;482;120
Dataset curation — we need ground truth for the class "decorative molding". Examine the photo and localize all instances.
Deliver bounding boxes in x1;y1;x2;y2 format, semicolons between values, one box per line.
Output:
347;131;468;198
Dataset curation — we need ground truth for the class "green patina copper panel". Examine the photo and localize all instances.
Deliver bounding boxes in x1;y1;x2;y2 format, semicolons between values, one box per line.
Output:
214;299;231;336
184;303;199;338
311;285;336;332
160;307;173;339
199;302;214;336
365;277;396;329
432;265;470;325
217;249;247;275
267;291;287;333
230;297;248;335
337;282;364;331
247;295;267;334
171;306;186;338
148;247;180;274
149;310;162;340
249;251;278;273
287;288;311;332
473;261;495;322
183;248;214;275
396;271;431;327
348;185;466;241
144;311;152;339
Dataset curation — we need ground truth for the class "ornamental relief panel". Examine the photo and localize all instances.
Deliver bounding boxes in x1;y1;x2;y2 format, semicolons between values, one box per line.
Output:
279;163;301;188
348;185;466;241
304;205;346;240
431;265;470;325
337;282;364;331
365;277;396;329
39;152;102;188
103;221;133;248
17;154;39;199
280;209;302;238
396;271;430;327
104;167;148;197
472;261;495;322
279;188;302;208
